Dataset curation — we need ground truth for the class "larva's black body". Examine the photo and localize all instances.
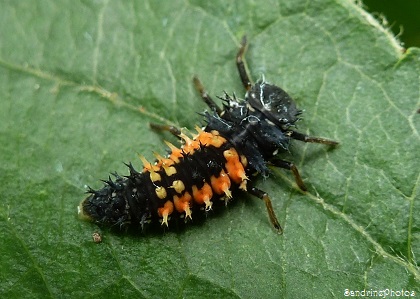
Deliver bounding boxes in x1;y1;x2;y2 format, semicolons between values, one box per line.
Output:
78;37;338;233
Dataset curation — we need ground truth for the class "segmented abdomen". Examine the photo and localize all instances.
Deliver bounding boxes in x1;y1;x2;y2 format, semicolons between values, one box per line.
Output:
78;127;248;229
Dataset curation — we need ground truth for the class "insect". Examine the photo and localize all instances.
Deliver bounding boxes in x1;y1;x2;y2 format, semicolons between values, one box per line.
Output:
78;36;338;234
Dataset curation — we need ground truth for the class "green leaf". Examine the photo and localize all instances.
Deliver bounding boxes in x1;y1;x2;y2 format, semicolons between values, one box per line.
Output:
1;0;419;298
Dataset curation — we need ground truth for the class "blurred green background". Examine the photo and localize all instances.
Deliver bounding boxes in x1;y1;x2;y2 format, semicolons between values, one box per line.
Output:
363;0;420;47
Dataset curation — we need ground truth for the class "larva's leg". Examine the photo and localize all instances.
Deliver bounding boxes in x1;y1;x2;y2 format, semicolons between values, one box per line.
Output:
269;159;307;192
193;76;222;114
236;35;252;91
150;123;182;137
289;130;339;146
248;186;282;234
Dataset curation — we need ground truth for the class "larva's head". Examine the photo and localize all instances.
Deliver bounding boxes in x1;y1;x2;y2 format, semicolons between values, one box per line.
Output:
246;80;301;128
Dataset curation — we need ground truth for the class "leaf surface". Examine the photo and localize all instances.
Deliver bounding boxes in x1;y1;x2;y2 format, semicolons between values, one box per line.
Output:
1;1;419;298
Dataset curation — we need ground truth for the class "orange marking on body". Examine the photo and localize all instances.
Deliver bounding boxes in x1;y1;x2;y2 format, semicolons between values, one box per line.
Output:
164;140;182;162
181;131;227;155
210;170;232;198
139;155;159;172
157;153;175;166
195;131;215;145
153;152;175;168
183;141;200;154
210;133;227;148
223;148;248;187
158;200;174;227
173;192;192;220
180;131;201;153
192;183;213;210
150;151;177;176
196;130;227;148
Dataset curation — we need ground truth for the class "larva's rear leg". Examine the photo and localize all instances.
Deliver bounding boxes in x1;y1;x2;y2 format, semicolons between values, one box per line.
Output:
247;186;282;234
269;159;307;192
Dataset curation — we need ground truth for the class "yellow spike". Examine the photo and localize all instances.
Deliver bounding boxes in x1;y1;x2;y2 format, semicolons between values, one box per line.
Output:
204;199;213;211
139;154;159;171
192;125;204;139
164;140;178;151
139;154;161;174
239;180;247;191
179;132;192;144
222;196;231;207
195;125;204;134
164;140;181;163
153;151;174;168
153;151;165;161
158;200;174;227
161;214;169;227
184;206;192;221
138;155;152;168
241;173;249;181
223;187;232;199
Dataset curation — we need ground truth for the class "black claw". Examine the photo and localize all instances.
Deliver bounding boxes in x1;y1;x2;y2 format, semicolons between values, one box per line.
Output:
101;176;116;188
181;150;189;158
86;186;97;194
111;171;121;179
124;162;140;176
